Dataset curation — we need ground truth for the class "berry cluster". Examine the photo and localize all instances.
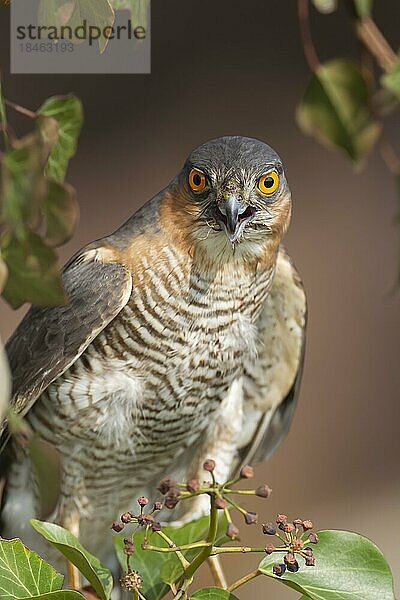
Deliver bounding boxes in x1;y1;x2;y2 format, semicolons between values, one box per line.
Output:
110;458;318;596
156;460;272;542
262;514;318;575
111;496;164;538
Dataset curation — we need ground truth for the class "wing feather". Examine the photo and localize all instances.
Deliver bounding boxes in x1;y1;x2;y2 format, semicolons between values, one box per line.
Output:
3;247;132;431
237;247;307;468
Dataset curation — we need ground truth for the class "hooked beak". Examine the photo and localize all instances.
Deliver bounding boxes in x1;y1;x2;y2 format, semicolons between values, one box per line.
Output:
215;195;256;242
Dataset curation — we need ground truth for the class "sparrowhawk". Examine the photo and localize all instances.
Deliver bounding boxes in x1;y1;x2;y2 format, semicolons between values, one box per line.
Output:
1;136;307;570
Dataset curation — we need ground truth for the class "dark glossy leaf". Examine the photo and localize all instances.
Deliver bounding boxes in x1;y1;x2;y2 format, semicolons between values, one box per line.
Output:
354;0;373;17
0;538;63;599
1;232;65;308
43;180;79;247
114;515;228;600
31;520;113;600
311;0;337;14
382;61;400;101
190;589;239;600
259;530;395;600
297;59;380;164
38;95;83;183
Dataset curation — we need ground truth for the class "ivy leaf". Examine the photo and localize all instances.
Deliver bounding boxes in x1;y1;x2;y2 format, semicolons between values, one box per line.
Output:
38;0;115;53
0;538;63;599
258;530;395;600
29;439;61;520
31;520;113;600
160;557;183;587
29;593;85;600
109;0;149;29
311;0;337;14
1;232;65;308
1;131;52;234
382;61;400;101
353;0;373;18
114;515;228;600
190;589;239;600
43;180;79;247
38;95;83;183
297;59;381;164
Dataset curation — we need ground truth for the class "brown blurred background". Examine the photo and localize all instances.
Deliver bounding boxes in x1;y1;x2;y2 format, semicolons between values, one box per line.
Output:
0;1;399;597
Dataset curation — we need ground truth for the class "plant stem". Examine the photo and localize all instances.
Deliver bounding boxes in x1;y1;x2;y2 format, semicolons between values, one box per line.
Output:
297;0;320;72
5;98;36;119
183;494;219;579
212;546;266;555
227;569;261;592
144;540;210;553
224;489;256;495
154;530;190;569
379;138;400;176
356;17;397;72
225;496;247;515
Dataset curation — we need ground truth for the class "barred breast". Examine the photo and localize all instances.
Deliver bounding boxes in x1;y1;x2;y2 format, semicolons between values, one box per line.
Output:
28;242;274;522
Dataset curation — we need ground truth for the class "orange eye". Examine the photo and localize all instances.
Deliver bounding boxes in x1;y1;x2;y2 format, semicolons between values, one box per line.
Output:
188;168;207;192
257;171;279;195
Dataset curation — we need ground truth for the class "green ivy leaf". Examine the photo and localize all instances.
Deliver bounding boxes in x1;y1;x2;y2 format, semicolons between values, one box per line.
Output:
311;0;337;14
382;61;400;101
1;131;52;234
353;0;373;18
160;557;183;586
1;232;65;308
114;515;228;600
30;520;113;600
258;530;395;600
29;438;61;520
38;95;83;183
0;538;63;599
43;180;79;247
190;589;239;600
38;0;115;53
29;593;85;600
109;0;149;29
297;59;381;164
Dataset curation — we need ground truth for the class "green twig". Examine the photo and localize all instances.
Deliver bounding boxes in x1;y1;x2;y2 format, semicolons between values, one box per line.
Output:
144;540;210;553
227;569;261;593
154;530;190;569
212;546;267;555
184;494;219;579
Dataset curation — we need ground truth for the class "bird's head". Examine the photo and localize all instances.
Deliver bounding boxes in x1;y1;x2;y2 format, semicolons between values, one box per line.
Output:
164;136;292;262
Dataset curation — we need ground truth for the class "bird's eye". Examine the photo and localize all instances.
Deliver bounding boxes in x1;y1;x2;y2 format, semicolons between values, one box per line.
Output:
257;171;279;195
188;168;207;193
